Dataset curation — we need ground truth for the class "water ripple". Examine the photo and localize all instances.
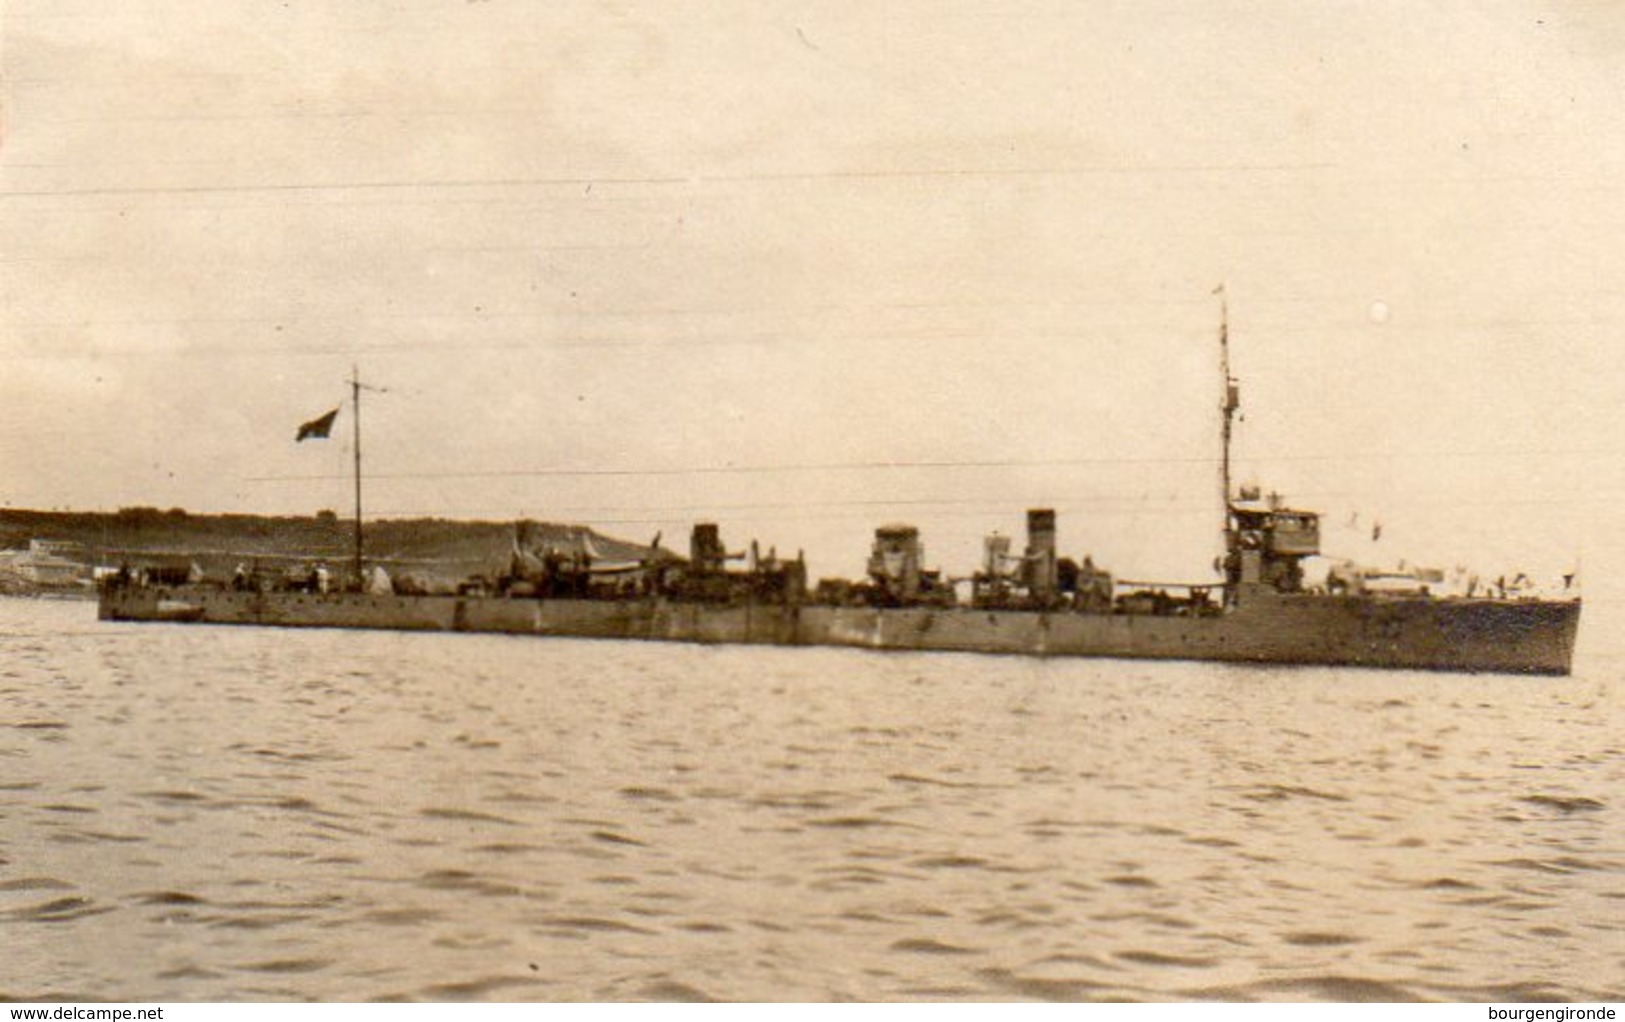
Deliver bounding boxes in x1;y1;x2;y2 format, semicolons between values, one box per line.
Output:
3;598;1621;1001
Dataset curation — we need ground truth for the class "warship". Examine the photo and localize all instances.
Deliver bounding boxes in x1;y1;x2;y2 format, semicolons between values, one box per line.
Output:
99;322;1581;675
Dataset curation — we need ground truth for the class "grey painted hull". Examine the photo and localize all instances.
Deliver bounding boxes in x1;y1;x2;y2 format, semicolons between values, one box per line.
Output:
99;586;1581;675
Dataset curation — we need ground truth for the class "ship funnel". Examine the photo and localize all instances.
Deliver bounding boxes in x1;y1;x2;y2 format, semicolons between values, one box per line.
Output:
1025;508;1058;597
690;522;725;574
869;524;923;600
984;533;1011;578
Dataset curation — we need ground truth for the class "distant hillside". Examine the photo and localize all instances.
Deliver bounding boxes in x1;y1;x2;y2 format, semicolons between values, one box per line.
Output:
0;508;667;586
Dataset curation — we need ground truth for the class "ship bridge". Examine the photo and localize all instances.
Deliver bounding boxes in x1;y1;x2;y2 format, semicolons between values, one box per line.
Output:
1227;491;1321;597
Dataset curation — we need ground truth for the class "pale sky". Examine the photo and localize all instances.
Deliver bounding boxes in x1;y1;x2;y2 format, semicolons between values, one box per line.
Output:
3;1;1622;642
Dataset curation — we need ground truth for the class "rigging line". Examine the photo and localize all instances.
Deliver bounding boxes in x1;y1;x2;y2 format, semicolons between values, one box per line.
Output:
0;295;1226;327
243;456;1223;483
370;496;1205;516
354;504;1601;526
239;446;1625;483
359;507;1215;523
359;492;1611;520
0;163;1338;201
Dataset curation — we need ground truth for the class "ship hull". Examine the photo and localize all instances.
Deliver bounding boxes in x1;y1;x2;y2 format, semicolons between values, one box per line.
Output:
98;586;1580;675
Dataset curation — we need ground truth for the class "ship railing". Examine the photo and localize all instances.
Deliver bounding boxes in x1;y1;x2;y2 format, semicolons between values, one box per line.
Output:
1112;580;1222;593
1112;580;1223;618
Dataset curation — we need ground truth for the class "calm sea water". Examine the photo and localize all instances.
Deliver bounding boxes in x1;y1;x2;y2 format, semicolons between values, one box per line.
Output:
1;596;1620;1002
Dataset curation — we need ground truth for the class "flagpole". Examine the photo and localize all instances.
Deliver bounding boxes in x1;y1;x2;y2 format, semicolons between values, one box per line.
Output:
351;365;364;587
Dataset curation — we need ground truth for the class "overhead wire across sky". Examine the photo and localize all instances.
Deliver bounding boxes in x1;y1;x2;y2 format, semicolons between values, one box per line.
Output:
239;445;1623;485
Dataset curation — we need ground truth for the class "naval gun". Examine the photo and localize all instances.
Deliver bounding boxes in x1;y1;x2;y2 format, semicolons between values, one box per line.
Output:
678;522;806;604
860;524;955;607
500;521;676;598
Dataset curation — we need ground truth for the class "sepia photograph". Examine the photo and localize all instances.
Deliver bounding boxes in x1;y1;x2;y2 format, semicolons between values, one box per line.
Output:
2;0;1621;1006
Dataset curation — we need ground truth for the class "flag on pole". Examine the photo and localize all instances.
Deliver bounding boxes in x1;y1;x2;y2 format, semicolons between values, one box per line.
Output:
296;408;339;442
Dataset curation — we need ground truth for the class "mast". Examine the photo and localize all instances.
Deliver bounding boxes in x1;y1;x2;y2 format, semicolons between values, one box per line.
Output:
1217;285;1238;542
351;365;364;585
